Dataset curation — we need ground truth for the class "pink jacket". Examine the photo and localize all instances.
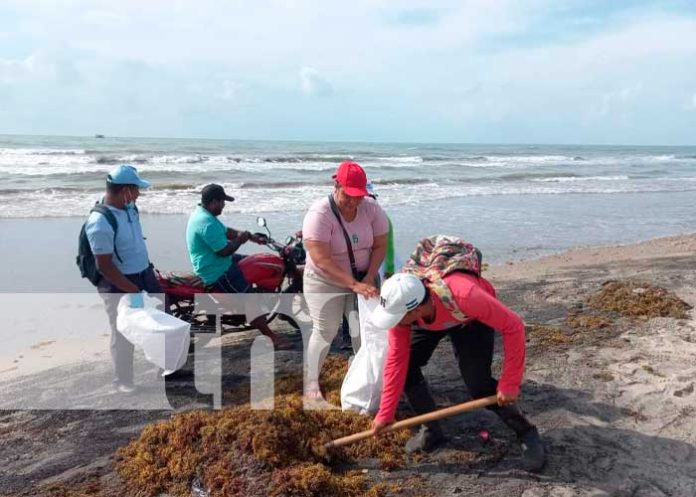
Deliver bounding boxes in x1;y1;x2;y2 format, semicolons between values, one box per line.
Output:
375;272;526;424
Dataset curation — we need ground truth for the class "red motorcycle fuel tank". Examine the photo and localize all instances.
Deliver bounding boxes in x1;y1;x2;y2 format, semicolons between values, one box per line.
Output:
239;253;285;290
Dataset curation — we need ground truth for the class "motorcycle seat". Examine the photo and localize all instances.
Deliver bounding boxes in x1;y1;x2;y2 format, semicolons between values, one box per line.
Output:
159;271;206;289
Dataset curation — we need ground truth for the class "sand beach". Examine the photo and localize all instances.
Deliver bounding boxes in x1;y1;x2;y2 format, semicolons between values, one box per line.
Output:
3;0;696;494
1;233;694;496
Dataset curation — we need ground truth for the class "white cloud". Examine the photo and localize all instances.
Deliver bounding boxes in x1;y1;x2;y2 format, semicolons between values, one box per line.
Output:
82;10;127;27
0;52;74;84
1;0;542;77
0;58;24;84
431;14;696;130
300;67;333;96
1;1;695;143
591;83;643;118
217;80;244;102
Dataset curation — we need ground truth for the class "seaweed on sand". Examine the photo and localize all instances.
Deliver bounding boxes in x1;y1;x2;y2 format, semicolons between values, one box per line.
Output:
588;281;692;319
528;280;691;350
115;356;413;497
526;323;571;346
564;311;612;332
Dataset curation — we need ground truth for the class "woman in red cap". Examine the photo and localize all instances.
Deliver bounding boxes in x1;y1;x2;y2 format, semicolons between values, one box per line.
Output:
302;161;390;402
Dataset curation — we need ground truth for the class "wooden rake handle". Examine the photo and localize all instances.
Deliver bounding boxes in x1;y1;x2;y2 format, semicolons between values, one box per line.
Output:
325;395;499;449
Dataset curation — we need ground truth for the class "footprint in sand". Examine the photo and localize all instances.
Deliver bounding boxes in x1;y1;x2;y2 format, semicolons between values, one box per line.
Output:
674;383;694;397
30;340;55;351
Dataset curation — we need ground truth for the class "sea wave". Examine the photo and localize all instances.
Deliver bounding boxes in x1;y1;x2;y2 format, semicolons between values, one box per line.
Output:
0;147;86;155
374;156;423;163
532;175;630;183
422;155;488;162
0;158;423;176
371;178;435;186
0;186;102;195
499;172;579;181
95;155;150;165
3;146;696;177
2;177;696;218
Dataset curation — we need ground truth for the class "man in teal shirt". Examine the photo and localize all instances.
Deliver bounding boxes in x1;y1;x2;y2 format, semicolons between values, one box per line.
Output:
186;184;292;349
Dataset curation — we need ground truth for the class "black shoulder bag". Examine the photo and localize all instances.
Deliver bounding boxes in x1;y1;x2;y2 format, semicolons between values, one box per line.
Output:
328;195;367;281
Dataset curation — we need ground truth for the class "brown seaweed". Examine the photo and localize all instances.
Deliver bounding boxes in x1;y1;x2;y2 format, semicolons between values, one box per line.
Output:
115;356;412;497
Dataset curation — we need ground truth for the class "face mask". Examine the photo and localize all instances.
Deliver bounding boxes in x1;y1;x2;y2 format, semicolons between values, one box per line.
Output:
124;189;136;210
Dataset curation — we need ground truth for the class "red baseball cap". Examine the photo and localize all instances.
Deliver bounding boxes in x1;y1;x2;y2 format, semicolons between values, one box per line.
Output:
333;161;368;197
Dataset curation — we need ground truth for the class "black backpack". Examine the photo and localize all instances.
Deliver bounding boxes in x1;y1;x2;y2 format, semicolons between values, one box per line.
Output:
76;203;123;286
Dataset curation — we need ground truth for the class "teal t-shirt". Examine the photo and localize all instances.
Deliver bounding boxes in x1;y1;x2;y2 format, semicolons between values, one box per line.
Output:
186;205;232;284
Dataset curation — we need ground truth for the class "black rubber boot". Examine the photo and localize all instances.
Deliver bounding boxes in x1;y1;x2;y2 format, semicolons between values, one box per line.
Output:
404;382;445;453
405;424;445;453
492;404;546;472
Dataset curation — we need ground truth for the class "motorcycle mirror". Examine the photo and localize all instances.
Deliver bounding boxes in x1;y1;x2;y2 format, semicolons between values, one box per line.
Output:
257;217;267;228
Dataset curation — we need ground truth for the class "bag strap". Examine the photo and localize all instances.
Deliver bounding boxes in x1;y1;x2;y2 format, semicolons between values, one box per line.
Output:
426;276;469;322
90;202;123;263
328;194;359;280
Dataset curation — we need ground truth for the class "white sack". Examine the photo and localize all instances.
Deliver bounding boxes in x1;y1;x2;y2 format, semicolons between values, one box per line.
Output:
116;294;190;374
340;296;389;414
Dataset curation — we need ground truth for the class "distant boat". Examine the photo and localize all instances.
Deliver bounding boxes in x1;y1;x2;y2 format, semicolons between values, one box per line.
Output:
94;134;105;138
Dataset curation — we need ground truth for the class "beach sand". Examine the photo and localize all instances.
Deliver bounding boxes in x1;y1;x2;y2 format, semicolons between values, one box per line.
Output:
0;234;695;496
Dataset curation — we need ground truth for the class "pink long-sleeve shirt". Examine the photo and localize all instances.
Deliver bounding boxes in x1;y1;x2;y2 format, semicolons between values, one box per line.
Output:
375;272;526;424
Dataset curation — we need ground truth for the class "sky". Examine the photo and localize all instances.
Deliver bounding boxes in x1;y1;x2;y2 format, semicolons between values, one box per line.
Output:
0;0;695;145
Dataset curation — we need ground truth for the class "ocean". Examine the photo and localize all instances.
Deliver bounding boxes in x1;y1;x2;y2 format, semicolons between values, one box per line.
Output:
1;134;695;291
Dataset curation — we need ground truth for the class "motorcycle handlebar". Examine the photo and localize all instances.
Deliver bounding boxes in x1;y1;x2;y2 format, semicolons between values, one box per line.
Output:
260;236;285;252
253;226;302;257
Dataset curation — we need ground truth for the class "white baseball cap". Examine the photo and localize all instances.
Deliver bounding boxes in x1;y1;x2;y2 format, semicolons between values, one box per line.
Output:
370;273;426;329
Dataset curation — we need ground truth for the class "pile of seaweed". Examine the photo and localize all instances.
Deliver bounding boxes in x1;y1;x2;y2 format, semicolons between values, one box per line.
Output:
528;280;691;348
115;356;413;497
588;280;692;319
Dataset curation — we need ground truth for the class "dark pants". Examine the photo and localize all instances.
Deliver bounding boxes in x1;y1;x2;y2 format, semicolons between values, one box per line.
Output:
405;320;498;399
405;321;536;435
213;254;250;293
97;266;163;386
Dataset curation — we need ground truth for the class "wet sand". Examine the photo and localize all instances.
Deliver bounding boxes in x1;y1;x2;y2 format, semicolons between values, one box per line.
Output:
1;234;695;496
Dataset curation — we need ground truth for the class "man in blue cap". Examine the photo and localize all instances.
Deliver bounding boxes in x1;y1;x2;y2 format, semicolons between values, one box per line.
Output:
85;164;162;393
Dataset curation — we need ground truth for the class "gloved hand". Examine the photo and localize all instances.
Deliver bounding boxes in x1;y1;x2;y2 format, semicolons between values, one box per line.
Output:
128;292;144;308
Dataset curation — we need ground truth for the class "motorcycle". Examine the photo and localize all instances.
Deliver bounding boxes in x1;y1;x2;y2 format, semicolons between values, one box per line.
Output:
156;217;305;333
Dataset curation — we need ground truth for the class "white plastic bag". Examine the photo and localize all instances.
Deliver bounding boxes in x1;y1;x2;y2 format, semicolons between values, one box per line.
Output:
116;294;190;374
340;296;389;414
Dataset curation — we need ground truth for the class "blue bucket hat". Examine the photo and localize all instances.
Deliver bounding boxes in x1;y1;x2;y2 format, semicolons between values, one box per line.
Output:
107;164;151;189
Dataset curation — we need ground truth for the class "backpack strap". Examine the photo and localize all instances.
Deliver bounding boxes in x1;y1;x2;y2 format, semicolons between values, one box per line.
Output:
427;276;469;322
90;203;123;263
402;264;470;322
328;194;360;280
403;235;473;322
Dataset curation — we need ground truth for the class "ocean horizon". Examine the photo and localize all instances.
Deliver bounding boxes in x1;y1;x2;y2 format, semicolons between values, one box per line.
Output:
2;133;696;216
1;133;695;292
